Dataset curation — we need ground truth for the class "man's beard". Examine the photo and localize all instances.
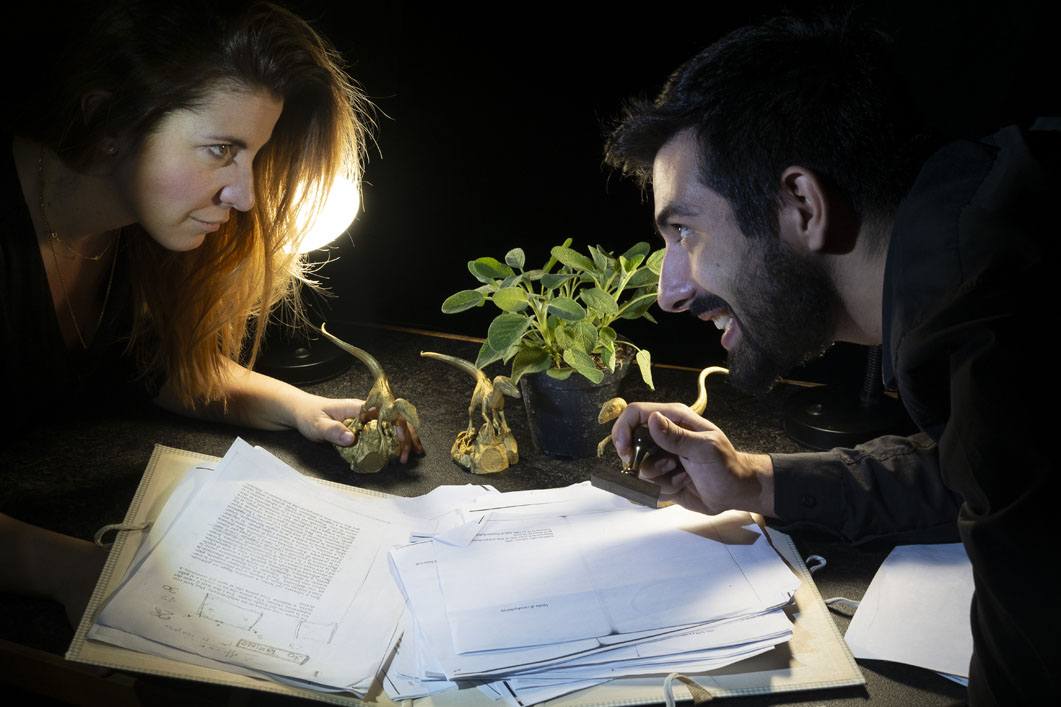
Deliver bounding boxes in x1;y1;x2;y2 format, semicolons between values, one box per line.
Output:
693;238;839;395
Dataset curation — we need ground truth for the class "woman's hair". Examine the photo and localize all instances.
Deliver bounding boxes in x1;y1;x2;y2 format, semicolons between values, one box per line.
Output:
16;0;372;406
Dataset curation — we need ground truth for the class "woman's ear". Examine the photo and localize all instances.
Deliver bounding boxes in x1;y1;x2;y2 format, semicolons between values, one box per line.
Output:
80;90;120;157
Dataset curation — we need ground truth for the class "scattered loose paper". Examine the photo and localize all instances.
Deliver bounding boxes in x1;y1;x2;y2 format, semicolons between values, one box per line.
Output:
845;542;973;683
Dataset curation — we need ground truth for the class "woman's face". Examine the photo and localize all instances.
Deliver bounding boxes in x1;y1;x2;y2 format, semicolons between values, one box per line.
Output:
114;87;284;252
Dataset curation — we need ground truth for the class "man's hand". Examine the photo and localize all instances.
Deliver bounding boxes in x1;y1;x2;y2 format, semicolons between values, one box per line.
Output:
611;402;775;516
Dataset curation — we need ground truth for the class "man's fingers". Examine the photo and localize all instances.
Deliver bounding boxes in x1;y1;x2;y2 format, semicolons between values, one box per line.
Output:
647;411;696;454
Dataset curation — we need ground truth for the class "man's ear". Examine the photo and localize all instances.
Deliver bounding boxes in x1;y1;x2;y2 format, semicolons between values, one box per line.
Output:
777;166;829;253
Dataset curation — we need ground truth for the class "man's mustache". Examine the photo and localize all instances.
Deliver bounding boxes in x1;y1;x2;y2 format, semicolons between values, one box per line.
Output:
688;293;732;318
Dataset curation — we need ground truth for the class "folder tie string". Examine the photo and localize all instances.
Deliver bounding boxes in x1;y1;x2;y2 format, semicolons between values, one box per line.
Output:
94;521;151;548
805;554;861;613
663;672;715;705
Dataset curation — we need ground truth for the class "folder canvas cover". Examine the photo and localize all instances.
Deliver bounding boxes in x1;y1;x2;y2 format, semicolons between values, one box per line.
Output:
66;443;864;705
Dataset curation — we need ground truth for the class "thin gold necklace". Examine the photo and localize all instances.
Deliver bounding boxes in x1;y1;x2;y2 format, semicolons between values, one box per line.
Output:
38;147;121;349
37;150;117;262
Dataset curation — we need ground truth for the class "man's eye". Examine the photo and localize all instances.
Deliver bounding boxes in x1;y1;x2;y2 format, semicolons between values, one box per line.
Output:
676;225;692;243
208;144;233;158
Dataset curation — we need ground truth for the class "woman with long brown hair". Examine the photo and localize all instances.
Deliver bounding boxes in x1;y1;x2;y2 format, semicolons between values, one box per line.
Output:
1;0;415;623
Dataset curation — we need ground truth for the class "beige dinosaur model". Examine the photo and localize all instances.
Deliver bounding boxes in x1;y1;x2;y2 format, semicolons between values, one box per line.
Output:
597;366;729;473
421;351;520;474
320;324;421;473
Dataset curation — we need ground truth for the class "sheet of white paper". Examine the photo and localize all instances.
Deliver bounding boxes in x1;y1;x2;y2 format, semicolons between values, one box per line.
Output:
93;439;415;690
460;482;644;521
389;539;604;679
432;506;799;653
844;542;973;679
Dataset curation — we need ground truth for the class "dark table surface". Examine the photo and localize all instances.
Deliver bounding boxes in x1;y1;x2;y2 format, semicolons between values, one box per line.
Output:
0;322;966;706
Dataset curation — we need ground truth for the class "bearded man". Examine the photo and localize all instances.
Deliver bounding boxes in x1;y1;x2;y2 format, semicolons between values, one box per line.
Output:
605;15;1057;705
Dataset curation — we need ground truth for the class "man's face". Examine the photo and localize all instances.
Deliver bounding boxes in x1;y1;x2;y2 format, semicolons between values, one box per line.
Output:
652;130;838;394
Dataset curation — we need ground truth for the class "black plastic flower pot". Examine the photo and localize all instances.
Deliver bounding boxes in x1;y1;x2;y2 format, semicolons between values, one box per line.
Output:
519;360;629;459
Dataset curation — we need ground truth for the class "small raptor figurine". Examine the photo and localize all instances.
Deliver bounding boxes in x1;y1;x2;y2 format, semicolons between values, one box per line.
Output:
320;324;421;473
421;351;520;474
593;366;728;506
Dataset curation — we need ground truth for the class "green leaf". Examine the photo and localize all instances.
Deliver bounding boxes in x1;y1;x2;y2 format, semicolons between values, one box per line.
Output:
563;349;604;384
505;248;526;270
441;289;486;313
484;313;530;354
571;320;598;352
588;245;613;276
551;246;595;272
500;273;525;289
635;348;654;390
625;267;659;289
540;272;576;291
619;291;657;319
543;238;573;274
546;367;574;380
523;268;545;281
501;342;521;363
599;326;616;346
510;346;552;383
646;248;665;275
579;286;619;316
475;338;507;369
619;254;644;274
601;343;615;372
621;242;651;262
468;257;515;283
547;297;586;321
492;286;530;312
554;322;579;351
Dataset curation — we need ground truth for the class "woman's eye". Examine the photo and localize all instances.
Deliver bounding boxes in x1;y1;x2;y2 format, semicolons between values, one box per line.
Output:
208;144;233;159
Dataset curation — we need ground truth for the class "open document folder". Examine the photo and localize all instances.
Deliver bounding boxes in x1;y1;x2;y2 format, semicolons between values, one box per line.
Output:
69;441;864;706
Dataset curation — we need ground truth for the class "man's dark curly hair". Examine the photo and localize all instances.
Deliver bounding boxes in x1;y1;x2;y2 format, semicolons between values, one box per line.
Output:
605;14;931;242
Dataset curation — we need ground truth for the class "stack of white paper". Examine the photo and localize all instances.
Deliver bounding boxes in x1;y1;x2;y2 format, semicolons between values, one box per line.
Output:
386;485;802;704
86;440;801;706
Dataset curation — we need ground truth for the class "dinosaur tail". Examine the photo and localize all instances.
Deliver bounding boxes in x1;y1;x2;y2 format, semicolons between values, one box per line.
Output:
319;323;385;380
420;351;487;384
689;366;729;415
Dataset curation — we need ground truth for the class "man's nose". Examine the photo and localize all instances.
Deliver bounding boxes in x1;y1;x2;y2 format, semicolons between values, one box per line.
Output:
657;245;696;312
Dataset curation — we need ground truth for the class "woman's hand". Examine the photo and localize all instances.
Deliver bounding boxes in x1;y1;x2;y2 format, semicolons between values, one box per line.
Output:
156;361;423;464
288;394;363;445
290;395;424;463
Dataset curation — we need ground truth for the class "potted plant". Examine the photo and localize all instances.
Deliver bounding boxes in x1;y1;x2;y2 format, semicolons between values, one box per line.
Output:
441;238;663;457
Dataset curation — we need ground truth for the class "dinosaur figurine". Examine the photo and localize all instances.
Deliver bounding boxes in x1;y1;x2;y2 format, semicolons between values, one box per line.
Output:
421;351;520;474
597;365;729;473
319;324;421;473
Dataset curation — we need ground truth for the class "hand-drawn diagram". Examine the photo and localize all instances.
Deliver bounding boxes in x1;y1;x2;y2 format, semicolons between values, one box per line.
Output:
297;620;338;644
198;593;262;631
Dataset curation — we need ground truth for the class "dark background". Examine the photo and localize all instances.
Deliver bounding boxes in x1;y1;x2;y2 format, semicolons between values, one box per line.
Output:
286;0;1056;382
